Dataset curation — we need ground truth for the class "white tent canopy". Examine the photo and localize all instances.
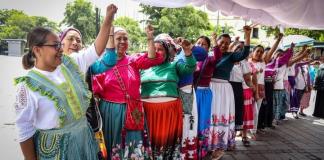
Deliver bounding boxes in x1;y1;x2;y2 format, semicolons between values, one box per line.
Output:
133;0;324;30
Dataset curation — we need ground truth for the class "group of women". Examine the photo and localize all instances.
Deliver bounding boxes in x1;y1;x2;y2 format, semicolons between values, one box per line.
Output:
14;3;324;160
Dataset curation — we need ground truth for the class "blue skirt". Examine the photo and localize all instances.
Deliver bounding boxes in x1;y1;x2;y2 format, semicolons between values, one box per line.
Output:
196;87;212;157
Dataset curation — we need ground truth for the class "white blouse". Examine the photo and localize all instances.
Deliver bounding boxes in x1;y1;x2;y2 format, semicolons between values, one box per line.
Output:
274;65;287;90
295;65;309;90
229;60;250;83
14;45;98;142
250;61;266;85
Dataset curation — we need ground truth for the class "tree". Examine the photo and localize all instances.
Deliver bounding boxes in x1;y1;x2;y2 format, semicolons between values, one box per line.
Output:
61;0;96;45
140;5;212;41
0;9;58;39
114;17;145;53
264;26;324;42
0;9;58;54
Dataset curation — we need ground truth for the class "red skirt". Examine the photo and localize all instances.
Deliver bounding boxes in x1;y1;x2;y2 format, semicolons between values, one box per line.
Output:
300;91;311;109
243;88;254;129
143;98;183;151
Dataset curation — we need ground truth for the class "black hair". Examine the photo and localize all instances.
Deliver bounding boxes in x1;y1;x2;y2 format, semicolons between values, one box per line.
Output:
253;45;264;52
22;27;54;70
217;33;231;42
264;47;271;52
196;36;211;49
154;40;172;62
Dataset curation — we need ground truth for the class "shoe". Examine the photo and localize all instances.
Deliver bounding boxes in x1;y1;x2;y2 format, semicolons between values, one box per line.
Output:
299;112;306;117
294;115;299;119
242;137;251;147
211;150;225;160
257;129;266;134
269;125;276;129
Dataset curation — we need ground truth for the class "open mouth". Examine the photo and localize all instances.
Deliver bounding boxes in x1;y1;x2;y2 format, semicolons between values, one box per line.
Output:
69;48;78;52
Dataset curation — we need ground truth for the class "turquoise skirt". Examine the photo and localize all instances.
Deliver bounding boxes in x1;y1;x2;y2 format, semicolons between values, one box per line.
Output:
34;117;99;160
99;100;151;159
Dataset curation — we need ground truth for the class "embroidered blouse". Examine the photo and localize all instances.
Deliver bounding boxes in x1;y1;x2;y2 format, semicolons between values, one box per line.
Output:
14;45;98;142
92;52;164;103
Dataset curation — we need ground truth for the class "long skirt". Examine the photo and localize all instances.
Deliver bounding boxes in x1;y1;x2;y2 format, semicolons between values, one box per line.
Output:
196;87;212;158
313;90;324;118
144;98;183;158
99;100;151;159
181;90;198;159
259;80;274;129
290;89;304;112
243;88;254;129
34;118;99;160
300;91;311;109
230;81;244;131
208;79;235;150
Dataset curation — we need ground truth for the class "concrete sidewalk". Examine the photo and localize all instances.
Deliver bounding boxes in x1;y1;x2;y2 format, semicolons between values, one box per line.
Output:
223;114;324;160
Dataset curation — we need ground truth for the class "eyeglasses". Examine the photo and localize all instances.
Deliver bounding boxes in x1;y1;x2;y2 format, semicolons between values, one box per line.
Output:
39;42;63;51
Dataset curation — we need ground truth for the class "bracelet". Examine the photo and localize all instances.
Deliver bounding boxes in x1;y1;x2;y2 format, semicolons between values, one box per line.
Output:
109;35;114;36
147;38;154;41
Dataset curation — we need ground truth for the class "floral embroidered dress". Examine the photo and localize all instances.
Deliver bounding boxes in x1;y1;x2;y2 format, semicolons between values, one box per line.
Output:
209;46;250;150
14;45;100;160
91;50;163;159
176;46;209;160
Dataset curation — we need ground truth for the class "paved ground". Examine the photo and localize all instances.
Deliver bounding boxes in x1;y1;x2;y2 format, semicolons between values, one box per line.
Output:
224;114;324;160
0;55;323;160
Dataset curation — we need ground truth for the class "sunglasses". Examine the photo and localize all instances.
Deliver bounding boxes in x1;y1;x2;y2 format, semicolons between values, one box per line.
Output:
39;42;63;51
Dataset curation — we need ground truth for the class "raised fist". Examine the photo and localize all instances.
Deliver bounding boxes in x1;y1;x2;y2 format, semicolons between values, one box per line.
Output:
243;26;252;35
106;4;118;19
145;24;154;39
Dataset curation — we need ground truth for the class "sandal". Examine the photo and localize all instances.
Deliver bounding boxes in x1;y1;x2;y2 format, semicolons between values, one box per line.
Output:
299;112;306;117
227;145;236;151
211;150;225;160
242;137;250;147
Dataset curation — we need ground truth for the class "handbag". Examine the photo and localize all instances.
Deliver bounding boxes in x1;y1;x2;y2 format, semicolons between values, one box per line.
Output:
179;59;208;114
85;69;107;160
113;66;144;131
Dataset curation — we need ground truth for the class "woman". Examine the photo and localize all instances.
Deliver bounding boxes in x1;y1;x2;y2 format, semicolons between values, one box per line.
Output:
59;27;82;55
249;34;282;135
208;26;251;157
14;4;117;160
140;38;196;158
175;36;208;159
313;62;324;118
194;35;222;158
91;25;163;159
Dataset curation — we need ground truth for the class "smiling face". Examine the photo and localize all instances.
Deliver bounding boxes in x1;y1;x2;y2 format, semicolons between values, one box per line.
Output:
154;42;167;61
196;38;209;52
217;36;231;53
61;30;82;54
114;31;129;57
34;33;63;71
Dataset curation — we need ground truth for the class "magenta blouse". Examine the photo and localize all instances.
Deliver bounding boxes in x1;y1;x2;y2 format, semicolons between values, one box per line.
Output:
92;53;164;103
193;47;222;87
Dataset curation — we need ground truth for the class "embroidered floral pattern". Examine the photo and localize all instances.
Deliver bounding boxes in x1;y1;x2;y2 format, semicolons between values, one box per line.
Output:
15;85;27;111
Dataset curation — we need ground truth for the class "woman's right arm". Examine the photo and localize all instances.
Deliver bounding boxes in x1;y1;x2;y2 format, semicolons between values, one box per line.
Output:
264;33;283;64
14;84;37;160
20;138;36;160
